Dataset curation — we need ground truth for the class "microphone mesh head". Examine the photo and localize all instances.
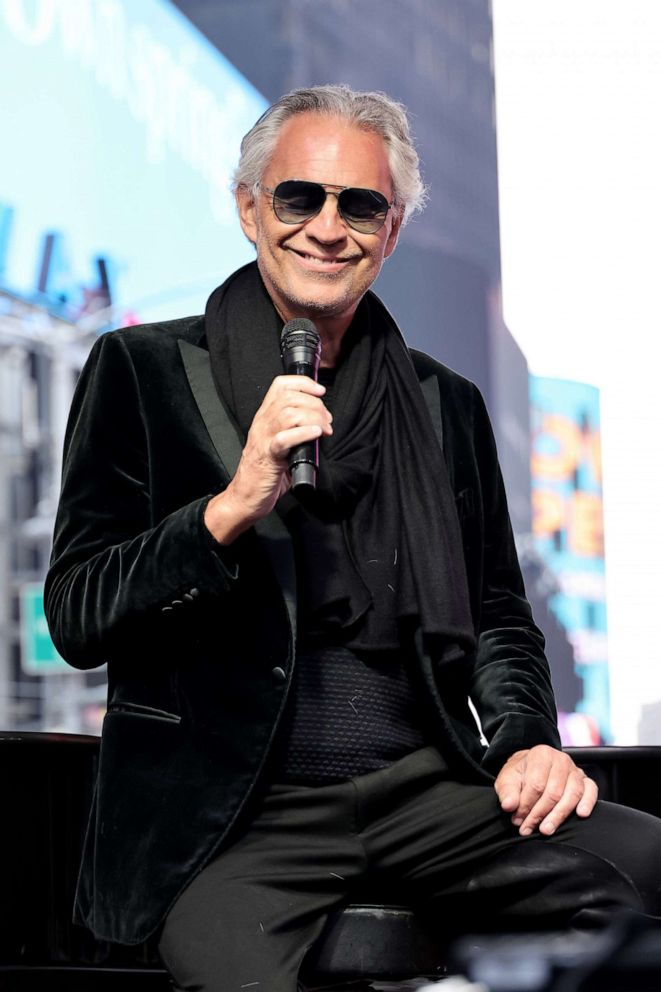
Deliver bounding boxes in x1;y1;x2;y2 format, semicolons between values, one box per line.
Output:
280;318;321;370
280;318;320;355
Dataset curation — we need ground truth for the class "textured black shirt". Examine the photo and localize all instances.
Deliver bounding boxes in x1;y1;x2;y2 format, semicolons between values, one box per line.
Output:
274;643;426;785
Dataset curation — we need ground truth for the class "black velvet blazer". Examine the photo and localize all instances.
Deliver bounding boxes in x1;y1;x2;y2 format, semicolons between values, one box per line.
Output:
45;310;560;945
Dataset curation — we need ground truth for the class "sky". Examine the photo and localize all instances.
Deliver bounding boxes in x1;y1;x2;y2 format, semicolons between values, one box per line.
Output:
492;0;661;743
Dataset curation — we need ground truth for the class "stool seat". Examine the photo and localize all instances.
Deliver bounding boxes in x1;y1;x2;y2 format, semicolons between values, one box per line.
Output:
301;903;445;988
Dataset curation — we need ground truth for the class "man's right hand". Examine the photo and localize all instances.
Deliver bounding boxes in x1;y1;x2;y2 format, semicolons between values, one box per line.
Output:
203;374;332;544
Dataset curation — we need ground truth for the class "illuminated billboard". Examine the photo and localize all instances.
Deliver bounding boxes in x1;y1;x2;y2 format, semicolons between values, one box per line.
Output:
530;376;609;743
0;0;267;325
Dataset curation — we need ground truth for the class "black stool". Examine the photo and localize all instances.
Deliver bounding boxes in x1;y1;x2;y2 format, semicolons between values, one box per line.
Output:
301;901;445;989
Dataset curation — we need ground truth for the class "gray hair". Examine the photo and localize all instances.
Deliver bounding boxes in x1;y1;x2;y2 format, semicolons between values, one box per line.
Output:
233;84;427;226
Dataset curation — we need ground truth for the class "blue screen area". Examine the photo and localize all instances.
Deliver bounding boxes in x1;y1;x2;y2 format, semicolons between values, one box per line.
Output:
0;0;267;325
530;376;609;743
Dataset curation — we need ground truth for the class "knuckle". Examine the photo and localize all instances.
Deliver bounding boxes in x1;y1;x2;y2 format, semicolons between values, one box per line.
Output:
545;787;564;805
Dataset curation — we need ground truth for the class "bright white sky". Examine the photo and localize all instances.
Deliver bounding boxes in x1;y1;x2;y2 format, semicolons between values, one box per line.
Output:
492;0;661;744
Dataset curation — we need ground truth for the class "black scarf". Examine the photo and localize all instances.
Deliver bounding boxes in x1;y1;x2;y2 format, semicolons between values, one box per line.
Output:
206;262;475;655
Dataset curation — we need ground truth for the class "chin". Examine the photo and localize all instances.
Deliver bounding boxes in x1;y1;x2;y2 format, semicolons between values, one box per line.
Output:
290;292;355;319
295;275;367;310
262;264;365;323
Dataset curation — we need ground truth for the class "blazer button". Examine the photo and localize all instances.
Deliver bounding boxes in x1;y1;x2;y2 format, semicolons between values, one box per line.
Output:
271;667;287;684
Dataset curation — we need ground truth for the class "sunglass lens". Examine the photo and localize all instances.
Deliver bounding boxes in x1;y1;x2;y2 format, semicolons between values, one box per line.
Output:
339;188;389;232
272;181;325;223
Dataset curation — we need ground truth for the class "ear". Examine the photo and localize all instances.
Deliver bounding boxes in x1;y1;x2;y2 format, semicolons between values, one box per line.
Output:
235;186;258;245
383;208;403;259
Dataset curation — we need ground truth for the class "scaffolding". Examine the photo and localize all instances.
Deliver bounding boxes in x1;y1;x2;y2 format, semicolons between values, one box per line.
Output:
0;289;105;733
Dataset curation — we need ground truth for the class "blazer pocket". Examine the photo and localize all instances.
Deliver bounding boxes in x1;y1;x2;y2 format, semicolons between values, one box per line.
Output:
106;701;181;724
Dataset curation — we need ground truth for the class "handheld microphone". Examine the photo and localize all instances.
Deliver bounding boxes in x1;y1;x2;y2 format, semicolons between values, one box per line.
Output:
280;318;322;489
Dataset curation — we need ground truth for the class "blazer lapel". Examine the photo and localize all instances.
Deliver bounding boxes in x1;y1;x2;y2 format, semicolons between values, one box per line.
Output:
418;371;444;452
178;340;297;648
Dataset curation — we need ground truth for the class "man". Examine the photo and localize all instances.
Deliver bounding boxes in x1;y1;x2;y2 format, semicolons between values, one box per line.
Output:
46;86;661;992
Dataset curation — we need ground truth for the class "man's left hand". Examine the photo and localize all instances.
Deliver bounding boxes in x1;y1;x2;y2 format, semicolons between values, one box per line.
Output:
494;745;598;837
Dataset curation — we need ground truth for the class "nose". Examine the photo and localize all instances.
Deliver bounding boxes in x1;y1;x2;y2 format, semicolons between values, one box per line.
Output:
304;191;347;242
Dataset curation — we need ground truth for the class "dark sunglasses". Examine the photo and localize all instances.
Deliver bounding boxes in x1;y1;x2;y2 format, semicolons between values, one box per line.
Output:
259;180;394;234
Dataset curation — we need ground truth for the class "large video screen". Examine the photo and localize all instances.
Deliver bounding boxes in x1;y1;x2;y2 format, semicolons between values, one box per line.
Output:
531;375;609;744
0;0;267;326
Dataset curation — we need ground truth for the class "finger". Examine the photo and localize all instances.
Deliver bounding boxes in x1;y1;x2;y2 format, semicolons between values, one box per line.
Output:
274;388;329;412
272;405;333;437
270;374;327;396
270;424;324;459
260;388;332;434
575;776;599;817
521;768;591;836
511;751;556;824
277;396;333;423
494;767;524;813
537;774;597;834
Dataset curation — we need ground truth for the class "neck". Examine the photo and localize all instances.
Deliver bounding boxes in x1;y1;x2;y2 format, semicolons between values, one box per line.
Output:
316;315;351;368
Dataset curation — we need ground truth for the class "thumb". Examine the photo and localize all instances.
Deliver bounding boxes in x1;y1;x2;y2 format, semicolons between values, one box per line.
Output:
494;764;523;812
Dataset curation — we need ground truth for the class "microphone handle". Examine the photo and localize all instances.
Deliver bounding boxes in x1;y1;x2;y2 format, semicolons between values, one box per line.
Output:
289;440;319;489
287;360;319;489
288;360;317;377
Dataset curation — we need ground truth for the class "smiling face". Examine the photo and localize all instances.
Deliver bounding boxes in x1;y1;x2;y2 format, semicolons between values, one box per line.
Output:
235;113;402;336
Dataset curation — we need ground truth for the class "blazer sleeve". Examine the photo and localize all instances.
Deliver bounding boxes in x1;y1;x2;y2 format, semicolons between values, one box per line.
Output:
468;385;561;774
44;331;238;670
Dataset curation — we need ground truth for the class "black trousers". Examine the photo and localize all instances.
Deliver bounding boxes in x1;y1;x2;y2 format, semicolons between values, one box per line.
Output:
158;747;661;992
